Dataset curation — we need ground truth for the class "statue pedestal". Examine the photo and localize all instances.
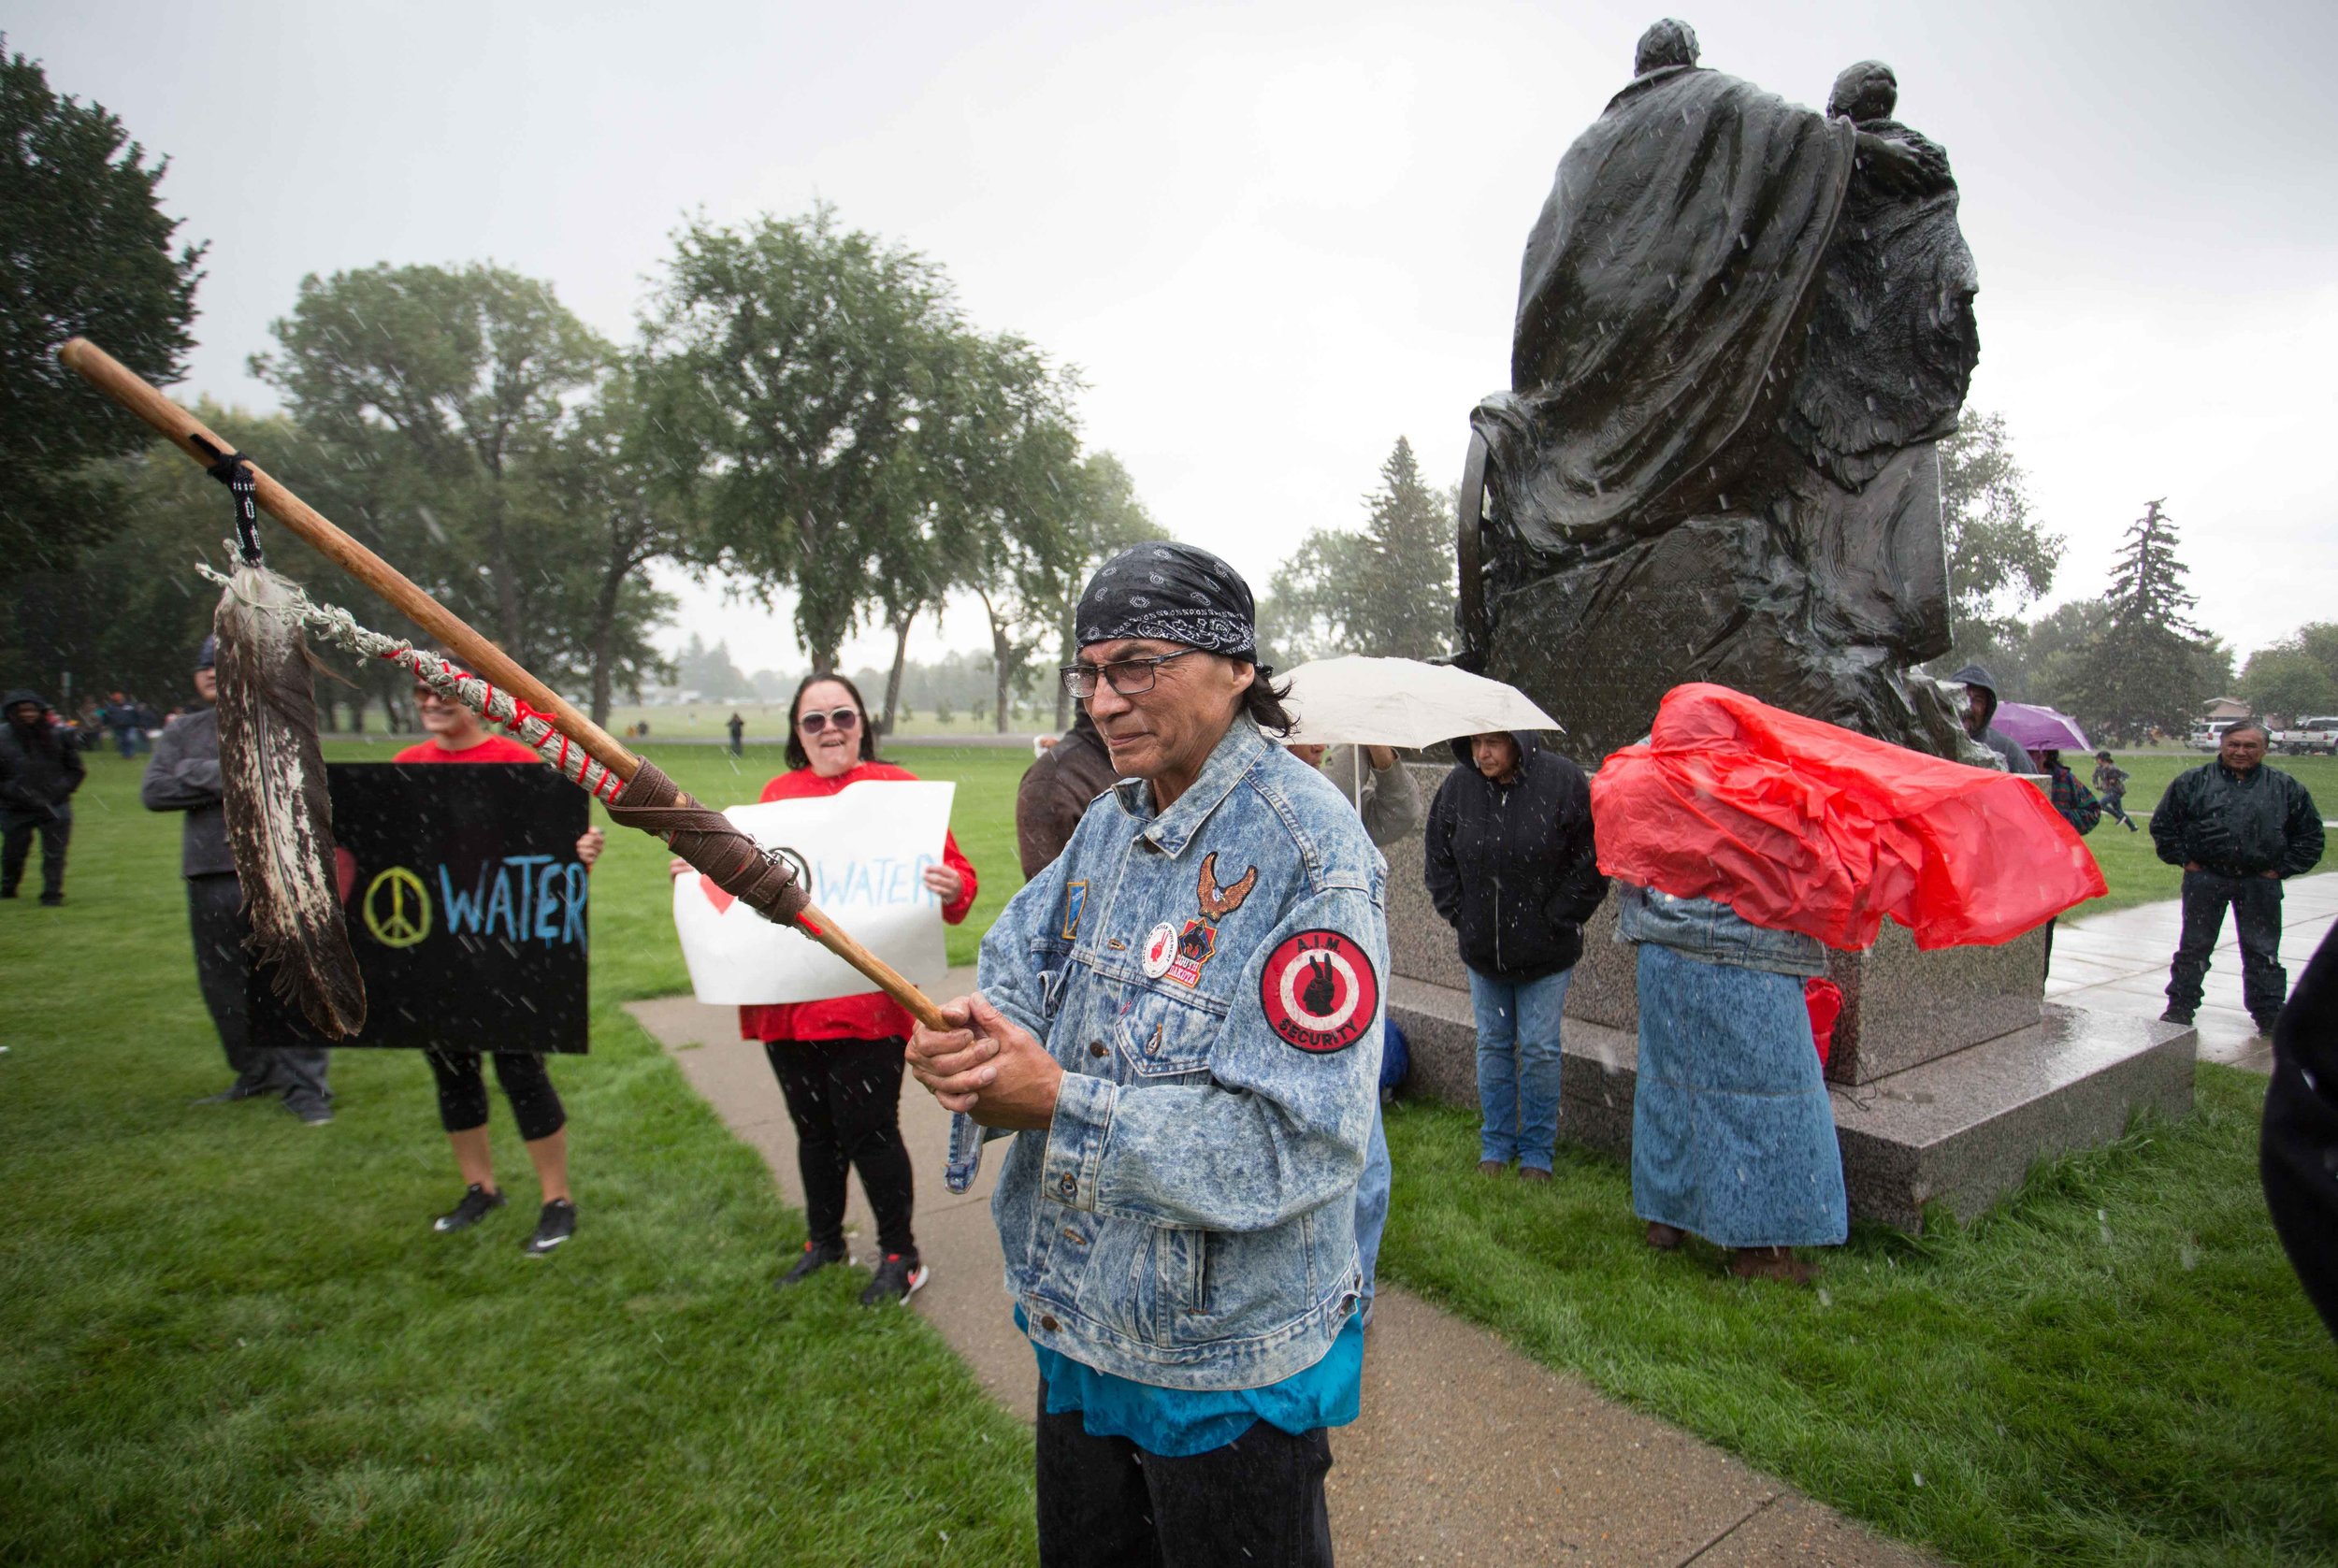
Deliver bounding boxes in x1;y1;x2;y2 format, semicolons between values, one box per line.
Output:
1383;764;2194;1229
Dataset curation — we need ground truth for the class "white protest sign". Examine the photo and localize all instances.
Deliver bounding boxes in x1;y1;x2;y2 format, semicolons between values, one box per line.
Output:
671;781;957;1006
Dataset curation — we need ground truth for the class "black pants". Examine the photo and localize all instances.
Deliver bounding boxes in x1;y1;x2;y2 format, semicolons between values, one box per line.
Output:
1;813;68;899
188;873;332;1109
424;1048;566;1142
764;1036;916;1257
1035;1391;1335;1568
2169;869;2287;1022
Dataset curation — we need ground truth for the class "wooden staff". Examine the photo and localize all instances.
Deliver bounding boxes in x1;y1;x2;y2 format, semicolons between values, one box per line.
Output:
60;335;947;1031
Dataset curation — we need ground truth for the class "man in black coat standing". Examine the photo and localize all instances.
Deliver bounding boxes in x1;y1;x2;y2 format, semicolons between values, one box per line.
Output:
0;689;84;905
1424;729;1607;1180
142;639;334;1122
2152;720;2324;1035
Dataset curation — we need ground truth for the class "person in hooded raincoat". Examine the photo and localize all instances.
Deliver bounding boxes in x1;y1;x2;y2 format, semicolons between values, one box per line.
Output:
1423;729;1607;1178
1947;663;2031;773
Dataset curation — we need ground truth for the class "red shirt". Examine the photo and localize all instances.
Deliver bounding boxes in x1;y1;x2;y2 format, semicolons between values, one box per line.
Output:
739;760;978;1044
392;735;542;764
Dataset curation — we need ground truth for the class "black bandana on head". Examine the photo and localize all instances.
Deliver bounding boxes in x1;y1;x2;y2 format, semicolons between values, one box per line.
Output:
1075;542;1262;665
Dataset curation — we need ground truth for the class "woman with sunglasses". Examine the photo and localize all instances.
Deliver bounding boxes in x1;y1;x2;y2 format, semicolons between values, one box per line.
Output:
395;671;604;1256
674;673;977;1305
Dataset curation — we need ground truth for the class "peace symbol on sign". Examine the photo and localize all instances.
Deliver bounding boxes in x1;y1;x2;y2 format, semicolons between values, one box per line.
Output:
363;866;433;948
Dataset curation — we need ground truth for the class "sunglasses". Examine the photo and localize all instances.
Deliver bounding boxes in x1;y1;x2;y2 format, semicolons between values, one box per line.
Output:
798;706;861;735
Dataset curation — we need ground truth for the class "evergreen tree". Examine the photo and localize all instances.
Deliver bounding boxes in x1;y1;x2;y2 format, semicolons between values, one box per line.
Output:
1269;438;1457;660
2064;500;2222;741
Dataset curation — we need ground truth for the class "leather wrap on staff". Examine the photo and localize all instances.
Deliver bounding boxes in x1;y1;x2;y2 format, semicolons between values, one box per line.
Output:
606;760;812;926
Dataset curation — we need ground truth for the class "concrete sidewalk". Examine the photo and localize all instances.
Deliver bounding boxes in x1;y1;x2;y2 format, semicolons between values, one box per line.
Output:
627;984;1934;1568
2048;871;2338;1073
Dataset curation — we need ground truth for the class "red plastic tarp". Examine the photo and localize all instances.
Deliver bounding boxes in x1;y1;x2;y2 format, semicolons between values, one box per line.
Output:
1591;683;2106;951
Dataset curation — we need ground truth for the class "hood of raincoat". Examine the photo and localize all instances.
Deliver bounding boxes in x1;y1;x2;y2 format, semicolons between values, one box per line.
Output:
1946;663;2001;728
1445;728;1543;776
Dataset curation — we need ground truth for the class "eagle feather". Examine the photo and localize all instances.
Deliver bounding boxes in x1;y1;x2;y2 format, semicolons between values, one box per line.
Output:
213;562;367;1038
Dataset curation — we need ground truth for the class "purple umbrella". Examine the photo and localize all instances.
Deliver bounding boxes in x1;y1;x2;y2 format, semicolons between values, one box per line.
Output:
1993;702;2090;755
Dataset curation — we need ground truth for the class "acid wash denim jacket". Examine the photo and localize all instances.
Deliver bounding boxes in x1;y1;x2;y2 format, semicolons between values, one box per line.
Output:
959;717;1389;1391
1613;883;1826;977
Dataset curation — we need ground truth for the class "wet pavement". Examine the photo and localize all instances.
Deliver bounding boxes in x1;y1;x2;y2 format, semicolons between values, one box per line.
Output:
2048;870;2338;1073
627;981;1937;1567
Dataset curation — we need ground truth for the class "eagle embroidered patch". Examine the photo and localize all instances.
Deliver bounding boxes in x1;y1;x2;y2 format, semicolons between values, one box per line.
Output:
1260;929;1379;1054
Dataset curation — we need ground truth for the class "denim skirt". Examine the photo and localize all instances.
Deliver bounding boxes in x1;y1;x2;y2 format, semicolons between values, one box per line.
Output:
1631;942;1848;1249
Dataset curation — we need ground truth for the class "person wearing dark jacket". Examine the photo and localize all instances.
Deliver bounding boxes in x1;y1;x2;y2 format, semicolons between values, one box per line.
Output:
1;689;84;905
1015;708;1120;879
2152;721;2324;1033
2260;923;2338;1345
1424;729;1607;1178
141;639;334;1121
1946;662;2031;773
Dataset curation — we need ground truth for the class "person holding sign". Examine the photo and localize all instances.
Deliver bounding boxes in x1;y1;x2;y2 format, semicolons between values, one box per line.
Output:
672;673;977;1306
397;673;604;1256
906;543;1384;1568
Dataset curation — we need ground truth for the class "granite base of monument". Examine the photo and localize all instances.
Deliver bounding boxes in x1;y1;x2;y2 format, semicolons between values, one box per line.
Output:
1390;975;2195;1231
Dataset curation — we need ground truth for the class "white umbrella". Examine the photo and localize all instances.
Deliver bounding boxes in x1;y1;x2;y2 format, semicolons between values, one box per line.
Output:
1278;655;1561;751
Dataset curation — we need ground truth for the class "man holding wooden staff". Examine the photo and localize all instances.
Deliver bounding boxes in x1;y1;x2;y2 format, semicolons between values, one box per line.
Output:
908;543;1386;1568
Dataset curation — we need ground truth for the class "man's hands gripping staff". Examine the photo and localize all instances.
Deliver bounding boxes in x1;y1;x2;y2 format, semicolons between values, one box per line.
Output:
909;994;1064;1131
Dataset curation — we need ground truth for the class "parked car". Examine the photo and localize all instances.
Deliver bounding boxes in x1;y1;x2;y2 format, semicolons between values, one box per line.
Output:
2187;719;2238;751
2274;716;2338;755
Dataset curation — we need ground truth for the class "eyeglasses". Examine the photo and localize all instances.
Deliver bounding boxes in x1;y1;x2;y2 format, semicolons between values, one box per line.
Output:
797;706;861;735
1061;648;1205;699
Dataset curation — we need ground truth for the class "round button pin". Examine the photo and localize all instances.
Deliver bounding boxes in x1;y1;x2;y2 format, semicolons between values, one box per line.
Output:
1141;921;1178;979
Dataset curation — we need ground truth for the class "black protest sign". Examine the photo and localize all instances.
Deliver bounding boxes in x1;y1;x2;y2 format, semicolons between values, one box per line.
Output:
252;763;590;1053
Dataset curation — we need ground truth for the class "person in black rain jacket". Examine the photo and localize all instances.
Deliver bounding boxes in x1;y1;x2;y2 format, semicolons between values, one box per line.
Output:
0;688;84;904
1423;729;1607;1178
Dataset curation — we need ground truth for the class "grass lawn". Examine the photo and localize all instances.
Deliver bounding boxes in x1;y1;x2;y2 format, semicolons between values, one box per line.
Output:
2069;753;2336;916
0;746;1037;1566
1379;1082;2338;1567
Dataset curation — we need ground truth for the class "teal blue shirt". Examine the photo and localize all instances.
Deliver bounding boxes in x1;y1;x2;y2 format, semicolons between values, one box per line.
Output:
1019;1307;1364;1458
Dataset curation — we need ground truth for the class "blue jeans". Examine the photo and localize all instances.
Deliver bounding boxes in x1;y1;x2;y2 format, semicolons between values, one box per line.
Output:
1353;1104;1390;1310
1467;966;1574;1170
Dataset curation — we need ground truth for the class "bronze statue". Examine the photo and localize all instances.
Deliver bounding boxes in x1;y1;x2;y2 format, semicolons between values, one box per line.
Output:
1460;20;1982;765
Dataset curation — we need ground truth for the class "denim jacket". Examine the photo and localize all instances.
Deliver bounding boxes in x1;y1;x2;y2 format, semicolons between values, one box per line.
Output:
960;718;1389;1390
1613;882;1826;977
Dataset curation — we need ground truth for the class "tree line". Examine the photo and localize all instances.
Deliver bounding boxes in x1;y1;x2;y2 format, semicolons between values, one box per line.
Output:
3;47;1167;733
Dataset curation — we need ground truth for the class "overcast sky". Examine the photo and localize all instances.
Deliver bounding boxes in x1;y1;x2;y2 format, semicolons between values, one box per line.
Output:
19;0;2336;683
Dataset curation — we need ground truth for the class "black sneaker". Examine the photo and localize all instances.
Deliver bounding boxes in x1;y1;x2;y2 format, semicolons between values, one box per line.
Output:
776;1240;849;1287
2253;1014;2282;1038
2158;1007;2195;1027
38;893;63;907
289;1099;334;1127
859;1251;929;1307
433;1184;508;1233
522;1199;577;1256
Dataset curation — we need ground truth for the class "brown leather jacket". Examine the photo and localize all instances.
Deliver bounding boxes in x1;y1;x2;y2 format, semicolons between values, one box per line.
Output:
1016;712;1120;878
